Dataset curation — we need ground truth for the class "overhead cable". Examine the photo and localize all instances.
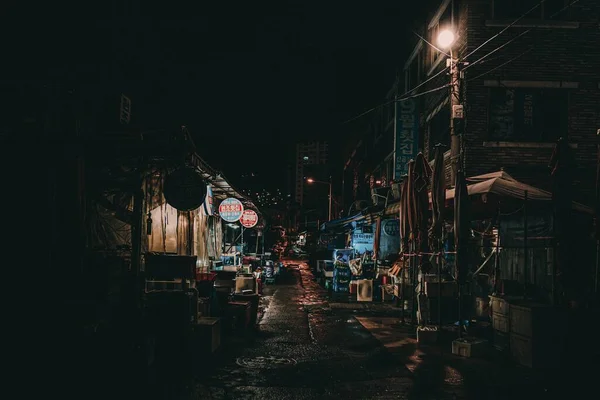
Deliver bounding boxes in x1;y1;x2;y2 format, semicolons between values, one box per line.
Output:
464;0;580;70
342;83;450;125
463;0;546;61
467;48;533;82
464;29;530;71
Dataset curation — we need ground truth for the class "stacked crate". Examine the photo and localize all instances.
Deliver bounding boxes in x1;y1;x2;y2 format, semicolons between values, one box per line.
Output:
333;265;351;293
509;303;564;368
490;295;510;352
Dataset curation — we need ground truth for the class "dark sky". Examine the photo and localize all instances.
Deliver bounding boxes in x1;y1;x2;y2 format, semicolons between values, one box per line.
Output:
7;0;428;188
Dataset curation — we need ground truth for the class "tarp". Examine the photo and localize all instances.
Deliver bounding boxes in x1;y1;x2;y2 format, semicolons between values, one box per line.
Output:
320;213;365;232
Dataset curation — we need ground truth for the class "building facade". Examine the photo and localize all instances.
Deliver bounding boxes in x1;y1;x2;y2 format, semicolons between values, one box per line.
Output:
404;0;599;203
295;141;329;206
341;83;400;216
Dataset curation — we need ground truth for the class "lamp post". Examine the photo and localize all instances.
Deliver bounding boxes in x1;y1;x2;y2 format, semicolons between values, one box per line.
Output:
437;28;467;183
306;177;332;221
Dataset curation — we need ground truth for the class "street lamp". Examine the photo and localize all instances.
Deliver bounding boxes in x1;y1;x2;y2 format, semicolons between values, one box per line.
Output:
306;177;332;221
437;29;455;49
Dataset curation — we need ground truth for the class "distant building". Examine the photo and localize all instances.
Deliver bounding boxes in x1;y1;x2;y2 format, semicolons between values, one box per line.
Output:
295;141;329;206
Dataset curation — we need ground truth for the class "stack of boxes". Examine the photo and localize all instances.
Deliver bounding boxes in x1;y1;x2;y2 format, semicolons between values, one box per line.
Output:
509;302;563;368
490;295;510;352
333;265;351;293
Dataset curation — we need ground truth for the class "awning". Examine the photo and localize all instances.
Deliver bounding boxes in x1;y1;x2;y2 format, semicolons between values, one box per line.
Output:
432;170;593;214
382;170;593;217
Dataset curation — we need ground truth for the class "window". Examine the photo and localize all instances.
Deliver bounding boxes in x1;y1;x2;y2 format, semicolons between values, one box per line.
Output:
488;88;568;141
492;0;571;19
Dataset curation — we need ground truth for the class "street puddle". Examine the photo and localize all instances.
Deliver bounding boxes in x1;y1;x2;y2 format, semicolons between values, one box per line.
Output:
236;356;298;368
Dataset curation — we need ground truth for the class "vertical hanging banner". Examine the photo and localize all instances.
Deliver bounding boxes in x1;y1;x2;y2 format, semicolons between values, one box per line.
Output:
218;198;244;222
201;185;214;216
394;98;419;180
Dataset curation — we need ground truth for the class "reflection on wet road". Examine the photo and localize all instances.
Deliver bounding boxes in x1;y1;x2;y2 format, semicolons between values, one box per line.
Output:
189;260;418;399
163;259;560;400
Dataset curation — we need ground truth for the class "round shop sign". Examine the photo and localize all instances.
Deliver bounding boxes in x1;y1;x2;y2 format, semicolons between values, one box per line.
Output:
218;197;244;222
163;167;206;211
383;219;400;236
240;209;258;228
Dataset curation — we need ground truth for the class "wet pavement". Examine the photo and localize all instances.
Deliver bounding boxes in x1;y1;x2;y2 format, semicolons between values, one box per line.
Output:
144;260;596;400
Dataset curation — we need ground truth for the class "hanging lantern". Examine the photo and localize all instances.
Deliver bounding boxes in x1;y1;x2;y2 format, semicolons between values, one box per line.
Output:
163;167;207;211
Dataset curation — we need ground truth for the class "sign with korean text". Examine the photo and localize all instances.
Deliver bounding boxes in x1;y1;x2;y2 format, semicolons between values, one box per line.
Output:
352;232;374;254
382;219;399;237
394;98;419;180
218;198;244;222
240;209;259;228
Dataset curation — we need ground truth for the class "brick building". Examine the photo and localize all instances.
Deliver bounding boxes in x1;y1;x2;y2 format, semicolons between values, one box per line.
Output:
404;0;600;204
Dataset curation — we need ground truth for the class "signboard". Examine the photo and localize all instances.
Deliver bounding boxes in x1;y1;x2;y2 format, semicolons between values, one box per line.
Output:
201;185;214;216
163;167;206;211
240;209;258;228
382;219;399;236
394;98;419;180
218;198;244;222
351;232;374;254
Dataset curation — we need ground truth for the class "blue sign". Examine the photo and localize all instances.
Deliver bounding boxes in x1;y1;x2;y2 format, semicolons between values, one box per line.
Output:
394;98;419;180
201;185;214;216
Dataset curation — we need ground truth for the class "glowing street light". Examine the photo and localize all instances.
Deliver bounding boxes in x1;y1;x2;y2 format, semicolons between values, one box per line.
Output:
305;177;332;221
437;29;456;49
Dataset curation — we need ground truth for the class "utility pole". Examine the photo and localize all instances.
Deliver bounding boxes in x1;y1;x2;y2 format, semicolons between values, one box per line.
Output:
449;51;466;183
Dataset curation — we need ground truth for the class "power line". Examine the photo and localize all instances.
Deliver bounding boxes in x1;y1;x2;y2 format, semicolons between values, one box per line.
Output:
403;67;449;97
464;0;580;70
464;29;530;71
467;48;533;82
342;67;449;125
464;0;579;72
463;0;545;61
342;83;450;125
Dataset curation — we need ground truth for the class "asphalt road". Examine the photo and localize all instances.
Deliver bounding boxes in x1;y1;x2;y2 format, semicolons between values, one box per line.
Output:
179;261;460;400
140;260;597;400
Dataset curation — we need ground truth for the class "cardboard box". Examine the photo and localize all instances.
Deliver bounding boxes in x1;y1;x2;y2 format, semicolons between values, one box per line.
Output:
492;312;509;333
489;295;510;316
194;317;221;353
452;337;488;358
